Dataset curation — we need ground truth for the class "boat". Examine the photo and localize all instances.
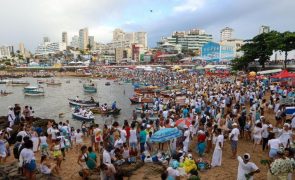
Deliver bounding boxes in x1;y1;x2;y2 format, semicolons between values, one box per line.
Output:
37;80;46;84
83;83;97;93
0;91;13;96
90;108;121;115
129;96;154;104
72;112;94;121
105;82;111;86
7;80;30;86
0;80;8;84
46;80;62;86
135;107;158;113
23;86;45;96
134;86;159;94
68;98;99;107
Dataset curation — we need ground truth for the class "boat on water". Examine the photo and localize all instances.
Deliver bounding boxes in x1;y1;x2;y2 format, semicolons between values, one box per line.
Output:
37;80;46;84
68;98;99;107
105;82;111;86
0;80;8;84
83;83;97;93
134;86;159;94
23;86;45;96
129;96;154;104
0;91;13;96
6;80;30;86
90;108;121;115
46;80;62;86
72;112;95;121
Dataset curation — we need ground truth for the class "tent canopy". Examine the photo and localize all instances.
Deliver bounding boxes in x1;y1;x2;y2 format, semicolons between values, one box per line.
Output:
271;70;295;79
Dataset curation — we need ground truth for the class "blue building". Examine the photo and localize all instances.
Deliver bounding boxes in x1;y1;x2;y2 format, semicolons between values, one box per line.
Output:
201;42;235;62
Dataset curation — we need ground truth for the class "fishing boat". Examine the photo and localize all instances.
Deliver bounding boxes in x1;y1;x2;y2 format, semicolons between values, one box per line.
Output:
72;112;95;121
68;98;99;107
129;96;154;104
105;82;111;86
46;80;62;86
90;108;121;115
37;80;46;84
0;91;13;96
0;80;8;84
83;83;97;93
134;86;159;94
7;80;30;86
23;86;45;96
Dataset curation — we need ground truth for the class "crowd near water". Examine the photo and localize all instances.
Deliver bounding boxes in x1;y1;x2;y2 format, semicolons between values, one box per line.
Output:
0;67;295;180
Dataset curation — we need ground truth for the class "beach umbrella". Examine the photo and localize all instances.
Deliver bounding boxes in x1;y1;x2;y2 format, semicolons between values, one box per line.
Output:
175;117;191;128
150;128;182;143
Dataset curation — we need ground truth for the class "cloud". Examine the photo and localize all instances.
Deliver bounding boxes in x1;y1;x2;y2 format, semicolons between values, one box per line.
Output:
173;0;205;12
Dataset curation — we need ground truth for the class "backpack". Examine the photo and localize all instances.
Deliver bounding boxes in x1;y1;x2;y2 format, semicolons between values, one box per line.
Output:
13;142;21;159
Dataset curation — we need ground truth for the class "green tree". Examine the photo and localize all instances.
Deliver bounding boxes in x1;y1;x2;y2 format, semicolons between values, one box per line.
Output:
275;31;295;69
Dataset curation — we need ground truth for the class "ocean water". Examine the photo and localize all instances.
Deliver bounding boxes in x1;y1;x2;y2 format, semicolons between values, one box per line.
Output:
0;77;136;128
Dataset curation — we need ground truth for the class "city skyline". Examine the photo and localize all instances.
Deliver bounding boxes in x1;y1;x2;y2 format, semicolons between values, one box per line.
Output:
0;0;294;51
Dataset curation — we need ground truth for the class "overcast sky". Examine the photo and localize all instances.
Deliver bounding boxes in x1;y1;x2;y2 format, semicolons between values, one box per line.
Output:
0;0;294;51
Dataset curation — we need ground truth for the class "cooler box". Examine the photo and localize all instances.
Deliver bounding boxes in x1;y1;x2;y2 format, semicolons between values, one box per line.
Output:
285;107;295;115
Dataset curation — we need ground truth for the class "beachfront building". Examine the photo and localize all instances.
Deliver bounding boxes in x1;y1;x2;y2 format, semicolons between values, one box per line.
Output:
70;35;79;49
0;45;11;58
88;36;96;50
62;32;68;46
19;43;25;55
35;42;66;55
220;27;234;41
112;28;148;48
79;28;89;50
115;47;132;63
259;25;270;34
221;39;244;58
201;42;235;62
158;28;212;53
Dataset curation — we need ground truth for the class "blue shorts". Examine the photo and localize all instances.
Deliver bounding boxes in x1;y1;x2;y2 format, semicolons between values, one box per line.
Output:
231;140;238;150
269;149;277;158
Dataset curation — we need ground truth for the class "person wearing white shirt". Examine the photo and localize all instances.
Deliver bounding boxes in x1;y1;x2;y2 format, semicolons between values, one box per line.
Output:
211;129;224;167
103;148;111;164
183;127;190;153
230;123;240;159
237;153;260;180
7;106;15;127
20;140;36;180
268;133;282;159
252;122;263;152
291;113;295;130
261;122;271;151
120;128;127;143
278;123;292;148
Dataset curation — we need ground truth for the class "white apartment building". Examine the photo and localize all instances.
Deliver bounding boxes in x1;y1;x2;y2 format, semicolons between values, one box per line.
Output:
112;28;148;48
79;28;89;50
0;46;11;58
62;32;68;46
70;35;79;49
259;25;270;34
35;42;66;55
158;29;212;52
220;27;234;41
88;36;96;50
19;43;25;55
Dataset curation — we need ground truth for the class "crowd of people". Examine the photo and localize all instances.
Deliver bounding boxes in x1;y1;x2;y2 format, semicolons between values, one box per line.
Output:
0;68;295;180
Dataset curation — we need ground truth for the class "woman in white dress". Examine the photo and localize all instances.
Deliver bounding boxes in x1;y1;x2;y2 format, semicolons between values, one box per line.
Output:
31;130;39;153
252;122;263;152
211;128;224;167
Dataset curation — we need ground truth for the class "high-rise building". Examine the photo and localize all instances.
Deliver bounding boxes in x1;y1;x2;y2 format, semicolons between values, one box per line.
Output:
220;27;234;41
35;42;66;55
7;46;14;54
0;46;11;58
112;29;148;48
19;43;25;55
70;35;79;49
158;29;212;52
43;36;50;43
62;32;68;46
113;28;125;42
259;25;270;34
88;36;95;50
135;32;148;48
79;28;89;50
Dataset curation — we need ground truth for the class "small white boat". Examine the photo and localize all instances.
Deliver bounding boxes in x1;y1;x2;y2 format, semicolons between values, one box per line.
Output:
23;86;45;96
7;80;30;86
72;112;94;121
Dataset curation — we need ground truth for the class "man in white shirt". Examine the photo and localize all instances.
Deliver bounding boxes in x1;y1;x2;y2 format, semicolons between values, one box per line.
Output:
237;153;260;180
230;123;240;159
103;147;112;164
7;106;15;127
211;128;224;167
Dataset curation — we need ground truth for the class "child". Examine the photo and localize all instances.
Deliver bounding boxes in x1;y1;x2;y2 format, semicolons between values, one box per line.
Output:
129;146;138;163
122;143;130;162
40;155;58;175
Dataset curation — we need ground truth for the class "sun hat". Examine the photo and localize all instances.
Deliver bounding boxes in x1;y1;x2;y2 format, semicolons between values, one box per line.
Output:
243;153;250;160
